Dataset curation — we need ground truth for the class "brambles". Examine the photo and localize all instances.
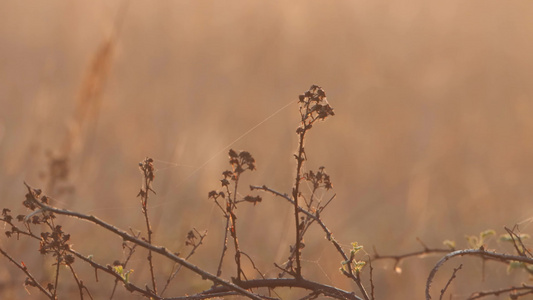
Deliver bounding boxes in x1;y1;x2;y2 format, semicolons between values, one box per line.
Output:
1;85;365;300
2;85;533;299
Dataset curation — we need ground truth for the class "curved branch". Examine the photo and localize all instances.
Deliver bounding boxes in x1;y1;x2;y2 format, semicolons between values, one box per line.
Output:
426;249;533;299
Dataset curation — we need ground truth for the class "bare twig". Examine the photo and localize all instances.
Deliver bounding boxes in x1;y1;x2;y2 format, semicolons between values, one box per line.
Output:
439;264;462;300
216;217;231;277
505;226;533;258
0;247;54;299
160;229;207;296
52;254;61;299
66;263;93;300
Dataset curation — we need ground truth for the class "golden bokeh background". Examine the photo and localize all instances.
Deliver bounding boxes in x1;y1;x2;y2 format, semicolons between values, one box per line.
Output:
2;1;533;299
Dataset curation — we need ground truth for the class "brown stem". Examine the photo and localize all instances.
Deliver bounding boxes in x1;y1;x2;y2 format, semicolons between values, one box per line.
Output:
52;252;61;299
141;184;157;294
292;129;306;278
67;263;92;300
216;217;230;277
231;176;243;281
139;158;157;294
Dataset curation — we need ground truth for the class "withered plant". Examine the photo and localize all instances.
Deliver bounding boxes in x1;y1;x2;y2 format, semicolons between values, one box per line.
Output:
1;85;370;300
2;85;533;300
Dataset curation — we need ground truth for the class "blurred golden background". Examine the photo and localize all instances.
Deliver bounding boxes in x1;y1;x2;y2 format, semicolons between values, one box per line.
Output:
2;1;533;299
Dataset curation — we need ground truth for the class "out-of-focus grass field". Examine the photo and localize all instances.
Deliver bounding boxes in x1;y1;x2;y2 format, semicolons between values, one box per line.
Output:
2;1;533;299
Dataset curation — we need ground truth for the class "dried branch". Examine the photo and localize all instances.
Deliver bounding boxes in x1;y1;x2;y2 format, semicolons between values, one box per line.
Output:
468;284;533;299
504;226;533;258
216;217;231;277
373;241;452;273
66;263;93;300
161;229;207;296
426;249;533;299
198;278;362;300
23;183;263;300
0;247;54;299
439;264;462;300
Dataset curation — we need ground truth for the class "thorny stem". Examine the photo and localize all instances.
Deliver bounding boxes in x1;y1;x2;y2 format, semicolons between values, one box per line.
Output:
290;85;335;279
67;263;92;300
215;174;235;279
53;254;61;299
139;157;157;294
217;218;230;277
142;193;157;294
293;128;305;278
369;258;375;300
231;178;243;281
